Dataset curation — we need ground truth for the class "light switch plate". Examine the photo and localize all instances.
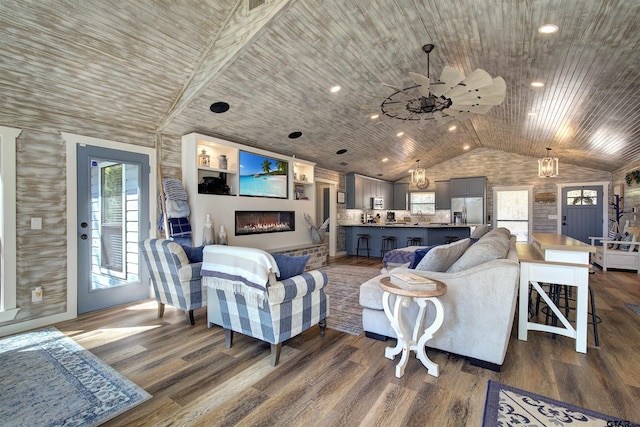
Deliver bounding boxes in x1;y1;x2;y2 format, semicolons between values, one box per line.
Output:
31;217;42;230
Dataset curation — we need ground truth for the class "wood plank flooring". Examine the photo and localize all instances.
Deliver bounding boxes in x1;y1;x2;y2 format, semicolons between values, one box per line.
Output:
55;256;640;426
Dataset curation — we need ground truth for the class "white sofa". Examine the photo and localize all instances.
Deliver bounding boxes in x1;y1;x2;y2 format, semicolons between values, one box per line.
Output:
359;229;520;371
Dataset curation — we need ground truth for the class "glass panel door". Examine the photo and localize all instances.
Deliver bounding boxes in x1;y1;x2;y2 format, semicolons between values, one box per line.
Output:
77;146;150;314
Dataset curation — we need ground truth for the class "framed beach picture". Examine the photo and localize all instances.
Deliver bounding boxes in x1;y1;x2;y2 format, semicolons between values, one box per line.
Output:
337;191;345;204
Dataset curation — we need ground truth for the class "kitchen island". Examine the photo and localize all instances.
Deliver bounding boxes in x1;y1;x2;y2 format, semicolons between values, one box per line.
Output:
342;224;472;257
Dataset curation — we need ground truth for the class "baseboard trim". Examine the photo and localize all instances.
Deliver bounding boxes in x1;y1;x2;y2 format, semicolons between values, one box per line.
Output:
468;357;502;372
364;331;388;341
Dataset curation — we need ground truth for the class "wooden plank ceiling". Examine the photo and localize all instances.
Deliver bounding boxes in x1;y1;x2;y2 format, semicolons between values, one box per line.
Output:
1;0;639;181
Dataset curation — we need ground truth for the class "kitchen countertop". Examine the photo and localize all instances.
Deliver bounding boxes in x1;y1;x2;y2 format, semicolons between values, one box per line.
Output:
340;223;474;228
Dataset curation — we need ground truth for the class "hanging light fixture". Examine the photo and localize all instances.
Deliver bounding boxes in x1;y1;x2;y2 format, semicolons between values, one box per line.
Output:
410;159;428;189
538;147;559;178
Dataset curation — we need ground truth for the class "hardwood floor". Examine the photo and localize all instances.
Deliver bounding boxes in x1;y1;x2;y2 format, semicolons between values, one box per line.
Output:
55;256;640;426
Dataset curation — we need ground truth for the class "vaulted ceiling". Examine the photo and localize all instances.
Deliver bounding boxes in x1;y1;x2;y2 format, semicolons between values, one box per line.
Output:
1;0;639;181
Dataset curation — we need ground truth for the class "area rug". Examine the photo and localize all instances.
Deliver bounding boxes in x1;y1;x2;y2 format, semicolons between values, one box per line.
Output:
0;326;151;427
482;380;637;427
627;303;640;317
322;264;382;335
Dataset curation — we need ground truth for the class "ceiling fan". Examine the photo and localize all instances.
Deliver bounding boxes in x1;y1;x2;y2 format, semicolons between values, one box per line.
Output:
362;44;506;126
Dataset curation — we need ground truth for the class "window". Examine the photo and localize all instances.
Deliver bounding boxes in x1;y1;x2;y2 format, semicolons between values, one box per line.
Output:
0;126;20;321
410;192;435;215
494;186;532;242
566;189;597;206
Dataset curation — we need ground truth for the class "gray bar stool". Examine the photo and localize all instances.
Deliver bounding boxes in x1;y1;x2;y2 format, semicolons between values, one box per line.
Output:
381;235;397;257
356;234;370;258
407;237;423;246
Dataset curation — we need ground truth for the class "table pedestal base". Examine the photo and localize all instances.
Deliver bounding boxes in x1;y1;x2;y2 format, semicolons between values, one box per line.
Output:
382;293;444;378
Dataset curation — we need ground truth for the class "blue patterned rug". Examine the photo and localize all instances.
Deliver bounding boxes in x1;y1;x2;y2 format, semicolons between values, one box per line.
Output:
482;380;638;427
0;326;151;427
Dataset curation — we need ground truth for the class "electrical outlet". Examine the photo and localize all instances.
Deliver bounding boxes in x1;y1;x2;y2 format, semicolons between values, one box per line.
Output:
32;287;43;302
31;217;42;230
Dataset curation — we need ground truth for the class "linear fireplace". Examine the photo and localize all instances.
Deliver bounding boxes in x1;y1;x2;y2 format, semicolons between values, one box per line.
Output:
235;210;295;236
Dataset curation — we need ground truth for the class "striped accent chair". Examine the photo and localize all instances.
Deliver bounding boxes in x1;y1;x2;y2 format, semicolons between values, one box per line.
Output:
202;246;329;366
139;239;204;325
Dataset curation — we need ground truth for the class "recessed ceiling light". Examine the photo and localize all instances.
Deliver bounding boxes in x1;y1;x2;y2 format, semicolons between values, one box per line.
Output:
528;112;538;116
370;114;379;119
382;157;389;162
448;125;457;132
330;85;341;93
288;131;302;139
336;149;347;155
463;144;471;150
396;132;404;137
531;81;545;88
209;102;230;113
538;24;559;34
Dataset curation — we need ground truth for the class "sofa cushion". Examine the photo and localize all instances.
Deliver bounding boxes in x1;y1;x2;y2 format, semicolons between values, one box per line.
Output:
272;254;310;280
415;238;470;272
470;224;490;239
447;239;507;272
408;246;435;269
481;227;511;240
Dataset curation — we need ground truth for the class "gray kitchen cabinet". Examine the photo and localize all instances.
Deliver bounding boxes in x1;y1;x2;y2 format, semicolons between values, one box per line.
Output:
393;183;409;210
435;180;451;209
346;173;394;210
450;177;486;197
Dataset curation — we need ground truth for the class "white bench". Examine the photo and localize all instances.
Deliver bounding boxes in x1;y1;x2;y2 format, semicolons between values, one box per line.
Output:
588;237;640;274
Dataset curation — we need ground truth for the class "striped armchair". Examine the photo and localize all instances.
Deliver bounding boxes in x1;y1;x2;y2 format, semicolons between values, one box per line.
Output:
139;239;204;325
202;246;329;366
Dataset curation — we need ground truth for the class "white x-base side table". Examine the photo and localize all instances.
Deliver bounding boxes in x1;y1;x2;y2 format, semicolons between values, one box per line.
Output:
379;276;447;378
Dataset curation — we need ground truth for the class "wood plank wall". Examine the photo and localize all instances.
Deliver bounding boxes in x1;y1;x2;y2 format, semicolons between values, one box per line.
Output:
0;128;625;331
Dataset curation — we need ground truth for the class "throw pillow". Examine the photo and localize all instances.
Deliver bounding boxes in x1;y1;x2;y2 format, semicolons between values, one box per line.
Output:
470;224;490;239
272;254;310;280
447;241;505;273
619;233;635;252
181;245;204;263
408;246;435;269
415;238;470;272
608;233;622;250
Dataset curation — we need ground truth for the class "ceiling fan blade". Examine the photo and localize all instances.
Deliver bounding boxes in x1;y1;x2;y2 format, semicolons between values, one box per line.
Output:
445;69;493;98
433;111;455;126
448;104;494;114
382;103;408;113
431;66;465;97
381;82;409;95
408;72;430;98
450;77;506;105
443;109;474;121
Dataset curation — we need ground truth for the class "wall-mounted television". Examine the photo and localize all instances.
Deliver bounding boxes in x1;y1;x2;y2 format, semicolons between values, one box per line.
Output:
238;150;288;199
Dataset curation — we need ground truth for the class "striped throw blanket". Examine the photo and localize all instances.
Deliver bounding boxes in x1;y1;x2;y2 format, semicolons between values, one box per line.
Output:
202;245;280;304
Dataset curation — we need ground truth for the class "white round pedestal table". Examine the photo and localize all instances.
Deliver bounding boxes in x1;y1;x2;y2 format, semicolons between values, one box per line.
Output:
379;276;447;378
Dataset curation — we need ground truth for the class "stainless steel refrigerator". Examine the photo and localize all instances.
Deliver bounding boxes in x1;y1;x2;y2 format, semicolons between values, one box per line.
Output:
451;197;485;224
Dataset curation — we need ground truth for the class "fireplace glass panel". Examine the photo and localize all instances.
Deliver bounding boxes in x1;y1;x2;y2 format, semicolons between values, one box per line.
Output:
235;211;295;235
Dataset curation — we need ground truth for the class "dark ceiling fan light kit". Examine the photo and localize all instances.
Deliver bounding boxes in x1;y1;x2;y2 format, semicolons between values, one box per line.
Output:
363;44;506;126
209;102;230;113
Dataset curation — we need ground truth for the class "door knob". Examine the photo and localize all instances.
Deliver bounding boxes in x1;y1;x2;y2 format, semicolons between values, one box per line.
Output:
81;234;88;240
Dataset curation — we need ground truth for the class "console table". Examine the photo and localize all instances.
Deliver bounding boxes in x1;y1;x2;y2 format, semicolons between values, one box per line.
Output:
379;276;447;378
517;233;595;353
